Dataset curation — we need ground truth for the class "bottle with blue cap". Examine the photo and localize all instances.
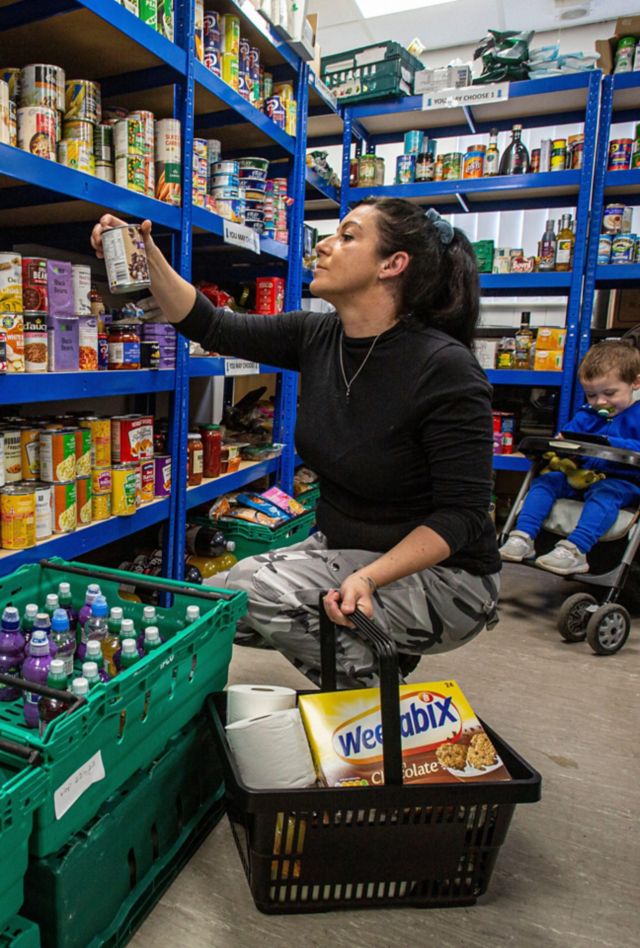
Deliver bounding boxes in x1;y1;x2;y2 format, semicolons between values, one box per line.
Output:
22;629;53;728
50;608;76;678
78;594;108;662
0;606;25;702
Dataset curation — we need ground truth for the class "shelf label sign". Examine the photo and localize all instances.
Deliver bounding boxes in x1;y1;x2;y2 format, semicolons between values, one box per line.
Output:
54;750;106;820
224;359;261;376
421;83;510;111
223;220;260;254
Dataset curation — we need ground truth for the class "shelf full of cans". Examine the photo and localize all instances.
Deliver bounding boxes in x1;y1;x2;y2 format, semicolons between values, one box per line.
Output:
0;65;182;205
0;414;172;553
118;0;175;41
597;203;639;265
194;4;297;138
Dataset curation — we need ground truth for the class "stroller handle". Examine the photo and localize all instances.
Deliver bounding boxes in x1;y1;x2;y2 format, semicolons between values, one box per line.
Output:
519;436;640;470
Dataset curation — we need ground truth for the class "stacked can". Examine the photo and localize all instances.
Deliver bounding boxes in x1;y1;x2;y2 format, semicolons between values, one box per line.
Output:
238;157;269;234
273;81;297;137
221;13;240;92
22;257;48;374
205;138;222;191
192;137;208;207
194;0;204;62
80;416;112;521
154;118;181;206
16;63;64;162
210;158;242;222
263;178;289;243
0;251;23;373
142;322;176;369
203;9;222;78
156;0;174;42
114;114;147;194
130;110;155;197
0;80;10;146
93;124;114;181
492;412;515;455
0;72;18;147
57;79;100;173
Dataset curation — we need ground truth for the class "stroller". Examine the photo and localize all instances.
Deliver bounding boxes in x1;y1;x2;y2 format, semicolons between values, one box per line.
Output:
498;432;640;655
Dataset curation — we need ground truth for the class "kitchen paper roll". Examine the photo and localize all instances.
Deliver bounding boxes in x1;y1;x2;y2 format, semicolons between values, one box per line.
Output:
226;683;297;725
225;708;317;789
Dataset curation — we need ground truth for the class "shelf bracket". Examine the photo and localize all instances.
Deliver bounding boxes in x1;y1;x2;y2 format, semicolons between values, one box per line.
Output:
463;105;476;134
455;192;470;213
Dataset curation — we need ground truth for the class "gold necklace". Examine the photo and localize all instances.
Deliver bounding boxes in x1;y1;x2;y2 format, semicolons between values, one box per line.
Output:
339;329;383;400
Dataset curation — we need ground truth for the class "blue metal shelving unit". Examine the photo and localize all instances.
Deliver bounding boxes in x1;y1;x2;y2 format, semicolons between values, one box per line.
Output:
0;0;306;578
338;72;602;473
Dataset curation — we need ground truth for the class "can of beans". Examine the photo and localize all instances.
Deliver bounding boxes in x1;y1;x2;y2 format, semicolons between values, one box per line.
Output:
222;14;240;54
115;154;145;193
597;234;613;265
23;313;48;373
20;427;40;479
91;490;111;521
80;416;111;468
101;224;151;294
64;79;101;123
76;476;92;524
34;482;53;540
1;484;36;549
39;428;77;482
3;429;21;483
608;139;632;171
52;481;77;533
17;106;56;160
154;454;171;497
112;463;138;516
75;427;92;478
0;253;23;313
21;257;48;313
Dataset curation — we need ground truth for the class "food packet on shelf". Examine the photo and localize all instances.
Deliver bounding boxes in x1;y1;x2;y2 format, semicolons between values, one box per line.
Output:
234;492;292;523
225;507;283;527
261;486;306;518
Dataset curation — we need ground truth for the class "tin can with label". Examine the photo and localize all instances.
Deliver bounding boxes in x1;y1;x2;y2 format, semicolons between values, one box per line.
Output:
57;139;94;173
24;313;48;372
0;79;10;146
550;139;567;171
76;476;92;524
403;130;424;155
602;204;626;234
140;458;154;504
115;154;145;193
20;428;40;479
530;149;540;173
22;257;49;315
154;454;171;497
611;234;635;264
80;416;111;468
138;0;158;28
64;79;101;123
113;117;144;157
91;467;111;494
34;482;53;540
1;484;36;549
0;432;4;486
222;52;239;90
95;161;114;182
112;414;153;463
93;124;113;162
39;429;77;483
0;331;6;372
154;117;181;206
17;106;56;160
91;491;111;521
101;224;151;294
112;463;138;516
20;63;65;111
61;119;94;147
462;148;485;179
395;154;415;185
222;14;240;55
265;95;285;128
597;234;613;265
75;427;92;478
52;481;77;533
3;429;21;483
568;133;584;169
0;253;22;313
608;139;632;171
443;152;462;180
1;313;24;373
1;68;21;102
98;332;109;369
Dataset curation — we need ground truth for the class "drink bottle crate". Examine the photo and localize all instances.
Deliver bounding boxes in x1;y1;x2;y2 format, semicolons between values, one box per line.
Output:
0;916;41;948
22;713;224;948
0;558;246;857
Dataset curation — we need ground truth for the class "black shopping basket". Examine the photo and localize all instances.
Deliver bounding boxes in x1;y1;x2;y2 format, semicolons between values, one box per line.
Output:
207;600;541;914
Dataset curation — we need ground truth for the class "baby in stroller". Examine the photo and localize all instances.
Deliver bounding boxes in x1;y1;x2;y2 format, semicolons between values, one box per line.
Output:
499;340;640;575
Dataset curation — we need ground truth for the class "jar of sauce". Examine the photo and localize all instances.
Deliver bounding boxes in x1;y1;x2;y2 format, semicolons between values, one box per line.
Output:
200;424;222;478
107;323;141;370
187;432;203;486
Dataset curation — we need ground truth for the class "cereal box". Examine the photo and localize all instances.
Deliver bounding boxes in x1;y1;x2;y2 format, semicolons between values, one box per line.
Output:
298;680;512;787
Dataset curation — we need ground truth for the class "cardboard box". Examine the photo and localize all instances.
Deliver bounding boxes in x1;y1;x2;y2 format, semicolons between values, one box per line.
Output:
533;348;564;371
607;287;640;328
414;64;471;95
47;314;79;371
536;326;566;351
595;16;640;74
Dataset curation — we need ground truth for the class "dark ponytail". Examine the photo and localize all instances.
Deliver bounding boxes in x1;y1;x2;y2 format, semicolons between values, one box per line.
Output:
358;197;480;347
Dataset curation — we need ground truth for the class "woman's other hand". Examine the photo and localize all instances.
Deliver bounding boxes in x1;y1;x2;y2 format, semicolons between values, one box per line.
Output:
323;572;376;628
91;215;153;258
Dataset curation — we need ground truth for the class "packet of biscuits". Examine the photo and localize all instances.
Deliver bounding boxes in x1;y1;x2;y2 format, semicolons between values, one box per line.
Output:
298;680;511;787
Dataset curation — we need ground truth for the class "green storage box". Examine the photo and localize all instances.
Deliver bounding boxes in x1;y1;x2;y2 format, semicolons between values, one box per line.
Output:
0;748;47;932
0;917;41;948
297;484;320;511
321;41;423;104
472;239;495;273
23;713;224;948
215;510;316;560
0;559;246;856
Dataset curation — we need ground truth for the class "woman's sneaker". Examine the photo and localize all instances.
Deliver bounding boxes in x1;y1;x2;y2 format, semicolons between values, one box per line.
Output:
535;540;589;575
499;531;535;562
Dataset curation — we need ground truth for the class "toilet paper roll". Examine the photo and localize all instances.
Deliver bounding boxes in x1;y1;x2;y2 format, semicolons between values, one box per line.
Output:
226;683;297;725
225;708;317;789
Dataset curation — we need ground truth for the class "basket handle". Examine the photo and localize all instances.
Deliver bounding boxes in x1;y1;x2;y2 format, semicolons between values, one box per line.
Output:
40;558;236;603
319;596;403;786
0;734;42;766
0;672;85;710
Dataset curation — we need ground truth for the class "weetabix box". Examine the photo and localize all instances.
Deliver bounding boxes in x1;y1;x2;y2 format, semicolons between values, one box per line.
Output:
299;680;512;787
47;314;79;371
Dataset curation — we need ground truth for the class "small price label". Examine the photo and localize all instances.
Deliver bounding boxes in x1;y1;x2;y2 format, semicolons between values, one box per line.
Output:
224;359;261;376
223;220;260;254
54;750;106;820
421;83;510;111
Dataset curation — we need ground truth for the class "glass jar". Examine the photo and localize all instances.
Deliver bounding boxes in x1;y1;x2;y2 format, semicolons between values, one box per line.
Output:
107;323;141;370
200;424;222;478
187;432;203;486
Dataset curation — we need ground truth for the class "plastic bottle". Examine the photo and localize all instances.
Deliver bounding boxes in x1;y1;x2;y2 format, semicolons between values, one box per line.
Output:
102;606;123;678
38;659;68;737
50;608;76;679
555;213;575;272
142;626;163;655
120;638;140;671
85;640;110;682
22;603;38;648
141;605;157;632
57;581;77;631
484;128;500;176
499;124;530;175
22;629;53;728
185;550;236;579
77;583;102;633
185;605;200;624
113;618;138;672
184;524;229;556
34;612;57;657
539;219;557;272
0;606;25;701
71;676;89;699
82;661;101;689
78;595;108;662
44;593;59;618
514;312;534;370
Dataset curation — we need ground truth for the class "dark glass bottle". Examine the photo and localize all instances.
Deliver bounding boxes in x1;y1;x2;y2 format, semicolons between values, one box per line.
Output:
499;124;530;175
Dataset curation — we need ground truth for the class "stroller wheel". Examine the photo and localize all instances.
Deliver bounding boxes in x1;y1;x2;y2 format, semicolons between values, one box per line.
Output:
586;604;631;655
557;593;597;642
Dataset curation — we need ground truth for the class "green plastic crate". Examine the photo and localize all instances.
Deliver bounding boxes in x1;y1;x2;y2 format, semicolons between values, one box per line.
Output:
0;749;47;932
23;713;224;948
297;484;320;511
322;41;423;105
0;559;246;856
216;510;316;560
0;917;40;948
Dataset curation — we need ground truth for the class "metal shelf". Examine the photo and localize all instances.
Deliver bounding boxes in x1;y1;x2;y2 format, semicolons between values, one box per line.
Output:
0;370;177;406
191;205;289;260
216;0;300;71
493;454;531;471
595;264;640;285
185;459;280;509
481;273;573;293
603;169;640;202
0;498;170;577
305;168;340;206
486;370;563;386
189;359;280;377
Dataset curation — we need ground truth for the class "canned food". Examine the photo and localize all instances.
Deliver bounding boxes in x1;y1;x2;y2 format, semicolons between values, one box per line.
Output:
550;139;567;172
91;468;111;494
112;415;153;463
80;416;111;468
222;52;239;90
530;149;540;173
154;455;171;497
462;149;485;179
64;79;101;123
52;481;77;533
597;234;613;265
0;331;6;373
34;482;53;540
265;95;285;128
24;313;48;372
1;314;24;373
94;161;114;182
221;14;240;55
608;139;632;171
1;69;21;102
568;133;584;170
442;152;462;180
611;234;636;264
140;458;154;503
1;484;36;549
76;476;92;524
403;130;424;155
632;151;640;170
61;119;94;146
154;117;181;206
20;63;64;111
602;204;626;234
39;428;77;483
93;124;113;162
101;225;151;294
0;253;22;313
395;154;415;185
91;491;111;521
57;139;94;173
112;463;138;516
3;429;21;483
115;154;145;193
21;257;48;313
75;427;92;478
20;428;40;479
17;106;56;160
0;432;4;486
113;117;144;158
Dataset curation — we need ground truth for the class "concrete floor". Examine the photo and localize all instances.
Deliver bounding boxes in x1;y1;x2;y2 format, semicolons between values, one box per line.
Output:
131;564;640;948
